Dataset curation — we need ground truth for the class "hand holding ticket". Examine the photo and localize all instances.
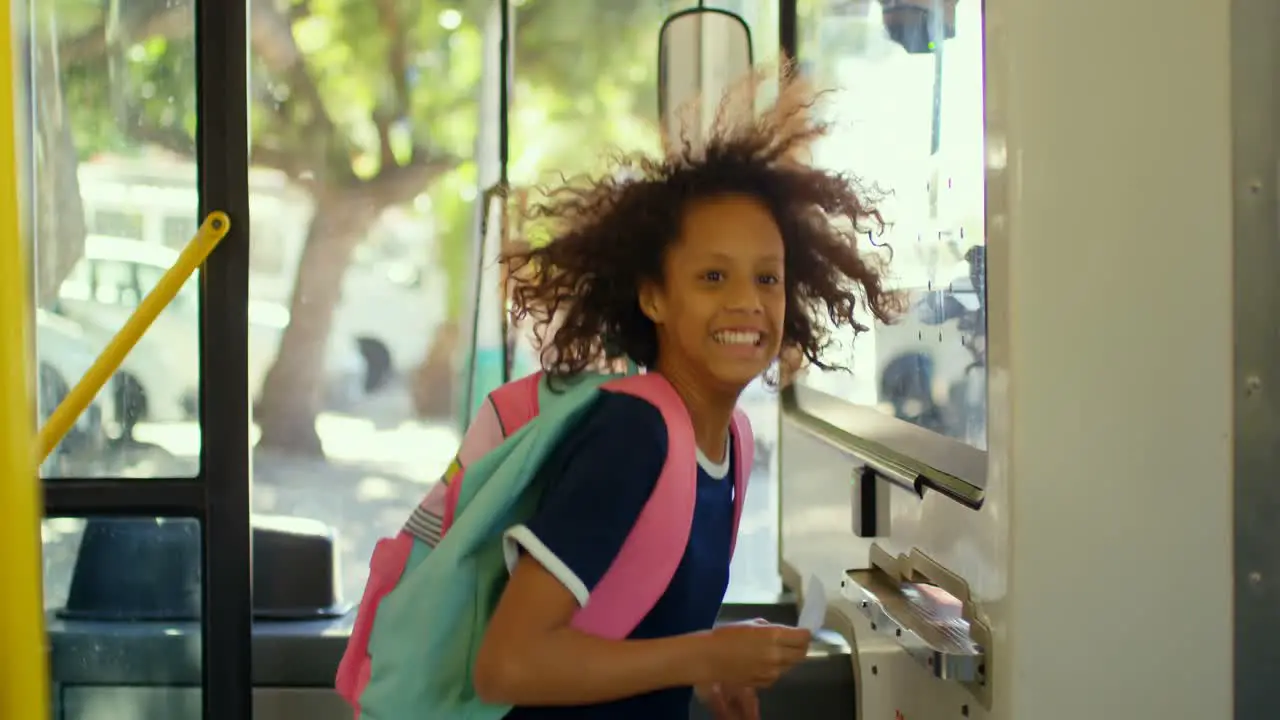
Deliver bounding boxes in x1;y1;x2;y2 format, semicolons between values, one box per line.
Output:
796;574;826;632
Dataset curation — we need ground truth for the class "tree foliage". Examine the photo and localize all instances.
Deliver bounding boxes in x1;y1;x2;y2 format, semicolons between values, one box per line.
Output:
38;0;684;454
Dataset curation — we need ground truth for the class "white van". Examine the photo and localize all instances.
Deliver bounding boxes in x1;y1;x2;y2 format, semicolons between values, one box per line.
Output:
55;235;365;433
78;155;446;387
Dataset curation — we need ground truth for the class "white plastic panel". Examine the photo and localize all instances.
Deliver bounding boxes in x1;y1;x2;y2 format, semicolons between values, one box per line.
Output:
783;0;1236;718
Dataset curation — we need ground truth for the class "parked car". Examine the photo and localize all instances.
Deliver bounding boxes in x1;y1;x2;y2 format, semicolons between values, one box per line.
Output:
53;235;367;434
34;309;119;473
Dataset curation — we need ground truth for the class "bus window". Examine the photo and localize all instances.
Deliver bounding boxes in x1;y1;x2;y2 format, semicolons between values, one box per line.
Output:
91;260;142;307
503;0;783;602
23;0;206;712
135;264;198;313
57;261;92;303
796;0;988;451
89;209;145;241
228;0;740;611
162;215;196;251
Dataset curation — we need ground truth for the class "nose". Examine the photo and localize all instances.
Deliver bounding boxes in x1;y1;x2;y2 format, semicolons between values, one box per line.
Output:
724;276;764;313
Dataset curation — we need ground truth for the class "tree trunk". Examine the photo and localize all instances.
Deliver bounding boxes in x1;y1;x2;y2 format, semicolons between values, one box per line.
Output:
256;193;378;456
410;319;460;420
31;32;87;308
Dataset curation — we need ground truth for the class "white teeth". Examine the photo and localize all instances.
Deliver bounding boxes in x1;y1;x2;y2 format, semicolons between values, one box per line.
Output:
714;331;762;346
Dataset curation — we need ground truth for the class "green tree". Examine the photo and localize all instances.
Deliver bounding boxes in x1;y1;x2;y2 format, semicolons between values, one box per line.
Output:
45;0;679;456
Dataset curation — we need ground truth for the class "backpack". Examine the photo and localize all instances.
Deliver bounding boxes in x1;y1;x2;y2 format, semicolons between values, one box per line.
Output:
335;369;753;720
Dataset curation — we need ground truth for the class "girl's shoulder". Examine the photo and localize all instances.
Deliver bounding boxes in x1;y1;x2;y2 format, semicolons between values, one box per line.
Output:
548;390;670;471
591;389;667;430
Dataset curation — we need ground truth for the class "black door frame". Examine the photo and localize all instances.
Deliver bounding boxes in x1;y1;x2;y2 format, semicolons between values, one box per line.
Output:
40;0;252;717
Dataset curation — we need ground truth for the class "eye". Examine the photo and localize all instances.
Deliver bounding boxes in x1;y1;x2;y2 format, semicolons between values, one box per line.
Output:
702;270;724;282
757;273;781;285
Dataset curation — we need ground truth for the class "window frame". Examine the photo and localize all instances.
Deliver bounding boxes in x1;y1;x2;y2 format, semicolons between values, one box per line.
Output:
38;1;253;717
780;0;988;511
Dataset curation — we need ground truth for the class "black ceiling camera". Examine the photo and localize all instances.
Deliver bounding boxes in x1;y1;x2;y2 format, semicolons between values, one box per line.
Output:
882;0;957;54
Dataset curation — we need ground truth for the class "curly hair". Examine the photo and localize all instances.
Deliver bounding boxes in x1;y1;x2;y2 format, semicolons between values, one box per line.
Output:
503;64;903;383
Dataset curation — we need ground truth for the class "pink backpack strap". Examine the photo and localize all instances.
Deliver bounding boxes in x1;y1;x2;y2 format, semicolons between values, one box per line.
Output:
487;372;542;436
570;373;698;639
727;408;753;560
443;372;543;531
334;531;416;714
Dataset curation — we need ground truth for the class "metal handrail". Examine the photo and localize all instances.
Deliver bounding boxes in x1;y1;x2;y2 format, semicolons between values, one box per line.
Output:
36;212;231;462
779;384;985;509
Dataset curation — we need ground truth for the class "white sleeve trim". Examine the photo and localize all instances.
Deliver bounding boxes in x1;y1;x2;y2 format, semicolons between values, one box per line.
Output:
695;433;732;480
502;524;591;607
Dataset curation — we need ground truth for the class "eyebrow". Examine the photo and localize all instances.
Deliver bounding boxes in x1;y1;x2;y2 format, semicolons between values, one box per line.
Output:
705;251;784;264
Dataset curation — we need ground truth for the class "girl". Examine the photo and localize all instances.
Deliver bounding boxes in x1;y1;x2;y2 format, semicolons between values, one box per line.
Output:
474;68;899;719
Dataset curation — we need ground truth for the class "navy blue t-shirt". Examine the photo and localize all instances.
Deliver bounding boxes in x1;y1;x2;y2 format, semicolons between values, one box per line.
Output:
503;393;735;720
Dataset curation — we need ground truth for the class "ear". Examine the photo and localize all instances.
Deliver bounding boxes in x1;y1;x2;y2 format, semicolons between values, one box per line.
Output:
637;280;666;324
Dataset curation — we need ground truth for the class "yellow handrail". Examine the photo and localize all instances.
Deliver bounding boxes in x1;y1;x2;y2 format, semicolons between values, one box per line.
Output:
36;211;230;462
0;0;51;716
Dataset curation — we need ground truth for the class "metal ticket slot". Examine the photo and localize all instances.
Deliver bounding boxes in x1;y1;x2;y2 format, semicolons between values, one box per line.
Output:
843;544;991;705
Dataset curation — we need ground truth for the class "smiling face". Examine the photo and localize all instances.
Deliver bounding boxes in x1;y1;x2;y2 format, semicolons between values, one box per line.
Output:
639;193;787;393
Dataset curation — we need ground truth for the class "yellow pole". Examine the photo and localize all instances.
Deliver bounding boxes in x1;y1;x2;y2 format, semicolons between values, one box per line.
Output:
0;0;52;717
36;211;230;462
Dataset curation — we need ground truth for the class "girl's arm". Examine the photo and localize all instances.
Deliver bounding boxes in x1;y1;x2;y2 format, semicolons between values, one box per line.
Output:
473;553;713;705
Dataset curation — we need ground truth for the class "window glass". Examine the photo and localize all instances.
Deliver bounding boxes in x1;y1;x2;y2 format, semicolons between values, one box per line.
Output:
703;0;782;601
26;0;201;476
162;216;196;251
796;0;988;450
43;517;203;718
216;0;784;610
509;0;782;602
92;261;140;307
238;0;488;609
56;261;92;303
246;218;289;277
135;264;198;313
89;210;145;241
